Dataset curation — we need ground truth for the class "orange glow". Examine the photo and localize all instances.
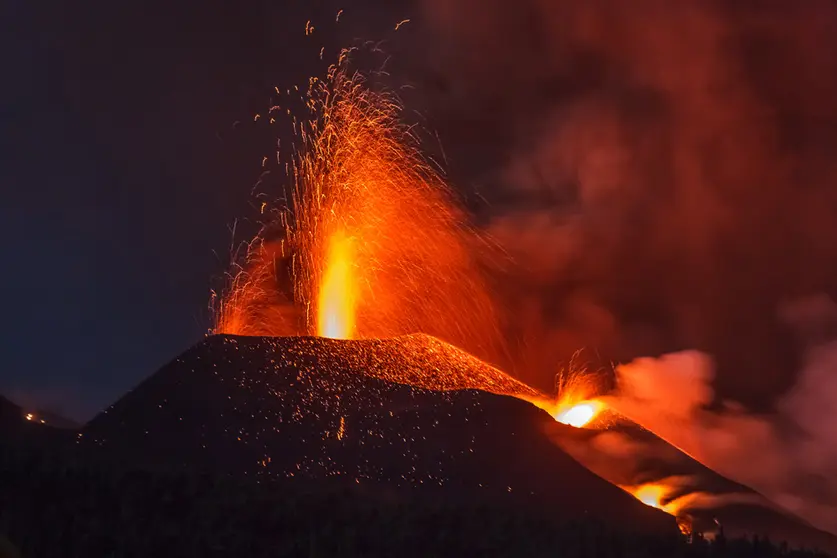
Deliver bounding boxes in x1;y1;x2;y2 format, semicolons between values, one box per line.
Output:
265;334;547;401
554;400;603;428
215;57;505;365
317;231;357;339
633;484;667;509
539;366;607;428
620;481;695;517
206;49;737;538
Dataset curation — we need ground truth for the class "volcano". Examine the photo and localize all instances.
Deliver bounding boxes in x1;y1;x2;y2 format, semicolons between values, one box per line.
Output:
83;334;671;533
81;334;837;553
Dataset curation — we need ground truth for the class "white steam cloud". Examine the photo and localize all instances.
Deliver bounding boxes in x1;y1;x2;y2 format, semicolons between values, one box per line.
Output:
606;295;837;535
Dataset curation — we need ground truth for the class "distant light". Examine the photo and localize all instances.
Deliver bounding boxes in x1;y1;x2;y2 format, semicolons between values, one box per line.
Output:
25;413;33;421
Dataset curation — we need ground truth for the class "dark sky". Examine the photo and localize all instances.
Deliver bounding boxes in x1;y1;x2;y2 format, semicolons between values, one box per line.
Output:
5;0;837;422
1;0;411;420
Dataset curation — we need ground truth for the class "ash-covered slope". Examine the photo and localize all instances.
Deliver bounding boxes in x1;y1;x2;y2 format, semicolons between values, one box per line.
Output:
83;334;672;533
548;419;837;554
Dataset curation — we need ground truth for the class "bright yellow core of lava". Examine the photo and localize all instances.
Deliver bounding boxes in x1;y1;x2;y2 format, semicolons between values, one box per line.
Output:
317;231;357;339
633;484;665;509
555;400;602;428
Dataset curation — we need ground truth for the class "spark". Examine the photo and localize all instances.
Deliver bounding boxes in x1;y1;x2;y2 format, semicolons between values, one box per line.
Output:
395;19;410;31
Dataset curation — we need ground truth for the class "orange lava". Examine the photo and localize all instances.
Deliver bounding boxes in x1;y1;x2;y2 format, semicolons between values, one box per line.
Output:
633;484;668;509
207;47;736;538
210;52;610;444
215;56;505;366
317;230;357;339
621;481;694;517
542;366;607;428
554;400;604;428
271;333;547;401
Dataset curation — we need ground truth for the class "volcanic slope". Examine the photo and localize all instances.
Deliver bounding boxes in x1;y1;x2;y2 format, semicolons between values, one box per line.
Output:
83;334;673;533
548;421;837;554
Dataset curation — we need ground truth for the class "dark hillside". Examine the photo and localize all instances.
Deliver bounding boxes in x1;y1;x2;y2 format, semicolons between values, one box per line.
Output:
82;334;672;533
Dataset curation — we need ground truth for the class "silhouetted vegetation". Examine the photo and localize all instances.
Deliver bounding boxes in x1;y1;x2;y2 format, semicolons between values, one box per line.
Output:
0;440;830;558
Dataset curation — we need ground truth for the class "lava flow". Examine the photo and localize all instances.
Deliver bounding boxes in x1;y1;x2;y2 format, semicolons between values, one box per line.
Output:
630;483;672;511
621;481;713;520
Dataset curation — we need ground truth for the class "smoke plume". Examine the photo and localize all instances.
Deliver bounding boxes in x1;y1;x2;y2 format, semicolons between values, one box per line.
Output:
605;295;837;534
414;0;837;410
408;0;837;535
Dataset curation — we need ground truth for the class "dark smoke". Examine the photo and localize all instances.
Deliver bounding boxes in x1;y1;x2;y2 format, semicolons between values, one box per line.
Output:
412;0;837;410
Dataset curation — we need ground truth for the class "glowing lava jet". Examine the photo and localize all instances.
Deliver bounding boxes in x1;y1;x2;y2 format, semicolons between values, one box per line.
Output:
546;369;607;428
216;60;504;367
317;231;357;339
554;400;604;428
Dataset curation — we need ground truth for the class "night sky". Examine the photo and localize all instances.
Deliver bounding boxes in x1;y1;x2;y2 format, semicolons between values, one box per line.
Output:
2;0;410;419
5;0;837;422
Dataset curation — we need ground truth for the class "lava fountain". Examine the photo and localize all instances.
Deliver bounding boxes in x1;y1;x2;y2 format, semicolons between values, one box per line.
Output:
216;58;505;365
317;230;357;339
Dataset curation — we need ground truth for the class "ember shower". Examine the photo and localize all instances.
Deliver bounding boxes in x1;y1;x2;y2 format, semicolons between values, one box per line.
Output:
214;57;504;366
211;51;612;427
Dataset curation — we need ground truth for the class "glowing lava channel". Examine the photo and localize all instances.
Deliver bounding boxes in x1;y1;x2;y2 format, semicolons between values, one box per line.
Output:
621;482;696;517
317;231;357;339
633;484;667;509
553;400;604;428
